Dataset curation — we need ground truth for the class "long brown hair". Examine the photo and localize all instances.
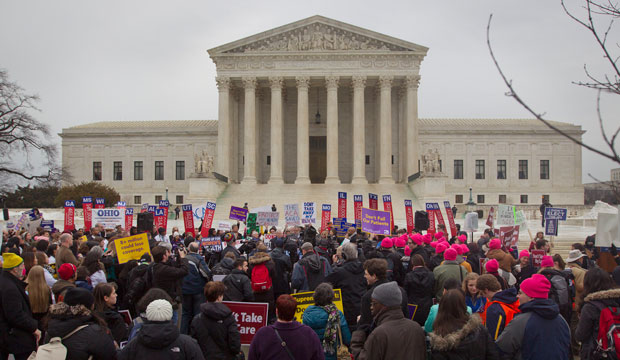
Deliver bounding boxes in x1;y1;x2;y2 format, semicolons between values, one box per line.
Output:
433;289;470;336
93;283;115;312
26;265;51;314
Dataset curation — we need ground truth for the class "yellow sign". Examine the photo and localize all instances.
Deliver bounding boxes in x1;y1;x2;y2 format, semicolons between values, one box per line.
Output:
116;233;151;264
79;235;88;243
292;288;344;323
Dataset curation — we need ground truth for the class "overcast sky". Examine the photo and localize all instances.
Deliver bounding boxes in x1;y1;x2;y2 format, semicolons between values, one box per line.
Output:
2;0;619;183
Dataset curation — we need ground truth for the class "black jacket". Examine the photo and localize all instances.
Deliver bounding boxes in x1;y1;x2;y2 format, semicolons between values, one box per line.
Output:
403;266;435;326
0;270;38;355
220;245;240;260
429;314;499;360
325;259;367;331
222;269;254;302
409;246;430;266
45;303;117;360
97;308;128;343
190;302;241;360
358;278;409;329
152;258;189;301
269;247;292;295
212;257;235;276
576;288;620;360
378;249;405;285
119;320;204;360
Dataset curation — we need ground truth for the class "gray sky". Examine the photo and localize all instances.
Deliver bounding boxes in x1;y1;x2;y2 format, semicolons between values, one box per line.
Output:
1;0;618;183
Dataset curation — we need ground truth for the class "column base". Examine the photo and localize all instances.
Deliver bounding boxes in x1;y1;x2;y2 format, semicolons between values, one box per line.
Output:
378;177;395;184
241;177;257;185
268;176;284;184
351;176;368;185
324;177;341;184
295;177;311;184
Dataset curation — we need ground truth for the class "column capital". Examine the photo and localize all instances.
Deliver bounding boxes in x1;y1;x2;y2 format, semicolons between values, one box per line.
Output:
378;75;394;90
405;75;421;90
325;76;339;90
295;76;310;89
215;76;231;91
351;75;367;89
269;76;284;90
241;77;257;90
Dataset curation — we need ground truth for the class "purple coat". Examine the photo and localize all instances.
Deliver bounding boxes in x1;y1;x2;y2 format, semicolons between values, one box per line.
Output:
248;321;324;360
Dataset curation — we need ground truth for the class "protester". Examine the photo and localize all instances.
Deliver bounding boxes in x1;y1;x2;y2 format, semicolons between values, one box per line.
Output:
486;238;517;273
93;283;128;344
25;265;52;343
463;272;486;314
538;255;572;323
22;251;37;276
269;237;292;299
56;233;79;270
377;237;406;285
52;262;78;301
566;249;587;301
403;254;435;326
128;288;174;341
407;233;430;265
34;251;57;287
433;248;468;299
181;242;210;334
84;249;107;288
151;245;189;324
222;257;254;302
485;259;509;290
476;274;520;340
291;242;332;292
212;252;236;276
221;235;241;259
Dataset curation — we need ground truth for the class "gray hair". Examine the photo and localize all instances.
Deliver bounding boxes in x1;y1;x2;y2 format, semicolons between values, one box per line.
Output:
342;242;358;260
158;241;172;251
88;245;104;258
313;282;335;306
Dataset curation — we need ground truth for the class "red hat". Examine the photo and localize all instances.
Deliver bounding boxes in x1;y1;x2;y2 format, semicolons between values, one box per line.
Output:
457;234;467;243
485;259;499;274
440;241;450;248
434;232;444;240
395;235;407;248
540;255;554;268
460;244;470;254
404;246;412;256
444;248;458;261
489;238;502;250
436;243;448;254
58;263;77;281
451;244;463;255
520;274;551;299
423;234;433;244
519;250;530;259
381;238;393;248
410;233;423;246
430;241;438;248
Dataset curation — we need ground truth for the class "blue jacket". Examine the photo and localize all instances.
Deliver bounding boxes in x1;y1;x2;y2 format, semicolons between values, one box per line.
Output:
485;287;520;340
303;305;351;360
496;298;570;360
181;252;211;295
466;294;487;314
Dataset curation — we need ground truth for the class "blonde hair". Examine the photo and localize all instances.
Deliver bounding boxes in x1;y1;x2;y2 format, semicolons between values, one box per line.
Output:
26;265;51;313
462;272;480;295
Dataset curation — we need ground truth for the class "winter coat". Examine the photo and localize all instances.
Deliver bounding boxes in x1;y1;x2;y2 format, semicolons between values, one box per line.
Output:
515;265;538;287
220;245;240;260
291;251;332;292
222;269;254;302
119;320;204;360
466;294;487;314
358;278;409;329
466;252;482;274
568;263;586;301
182;253;210;295
248;321;324;360
52;279;76;300
268;247;292;295
97;308;128;343
429;314;499;360
496;298;570;360
350;307;426;360
56;245;79;270
151;258;189;301
212;257;235;276
433;260;468;299
575;288;620;360
486;249;517;273
481;287;520;340
190;302;241;360
403;266;435;326
302;305;351;360
409;245;430;265
248;251;276;317
325;259;367;330
378;249;406;285
425;303;473;333
45;303;117;360
429;254;444;271
0;270;38;356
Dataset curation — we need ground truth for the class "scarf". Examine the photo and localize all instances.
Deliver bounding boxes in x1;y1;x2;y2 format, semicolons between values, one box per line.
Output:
322;303;340;355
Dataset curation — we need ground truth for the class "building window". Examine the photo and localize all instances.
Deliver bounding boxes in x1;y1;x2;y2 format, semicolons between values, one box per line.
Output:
134;161;143;180
475;160;485;179
477;195;485;204
543;194;550;203
540;160;550;180
155;195;163;203
267;156;271;165
366;155;370;165
176;195;184;204
497;160;506;180
155;161;164;180
93;161;102;181
113;161;122;181
455;194;464;204
438;160;442;172
520;194;528;204
499;194;507;204
391;155;394;165
519;160;528;179
454;160;463;179
176;161;185;180
134;195;141;205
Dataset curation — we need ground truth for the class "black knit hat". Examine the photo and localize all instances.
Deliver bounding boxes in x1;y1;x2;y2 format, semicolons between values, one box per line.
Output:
63;287;95;309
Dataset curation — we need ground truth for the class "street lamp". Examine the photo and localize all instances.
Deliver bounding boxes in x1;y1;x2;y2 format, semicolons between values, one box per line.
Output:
466;187;476;212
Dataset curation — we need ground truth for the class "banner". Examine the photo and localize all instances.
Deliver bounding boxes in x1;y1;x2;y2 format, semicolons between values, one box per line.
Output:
91;208;124;229
229;206;248;222
41;220;54;231
125;208;133;230
291;289;343;322
404;200;414;234
159;200;169;231
64;200;76;232
222;301;268;345
117;201;126;213
369;193;378;210
382;195;394;234
544;207;568;221
154;208;165;230
443;201;457;238
246;213;259;235
496;205;515;226
321;204;332;231
257;212;279;226
201;236;223;252
182;204;195;237
116;233;151;264
425;203;437;234
200;201;216;238
433;202;446;230
361;207;391;235
595;212;620;247
338;192;347;218
284;204;300;226
499;225;520;248
147;205;156;214
82;196;93;231
486;206;495;227
94;198;105;209
354;195;363;222
140;203;149;213
301;202;316;224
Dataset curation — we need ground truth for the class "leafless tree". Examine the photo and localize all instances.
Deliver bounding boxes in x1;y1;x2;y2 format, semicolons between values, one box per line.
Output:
0;69;60;187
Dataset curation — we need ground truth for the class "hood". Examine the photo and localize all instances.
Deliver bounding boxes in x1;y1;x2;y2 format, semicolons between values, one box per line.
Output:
138;321;180;349
47;303;93;338
429;315;483;351
407;267;434;288
220;257;235;270
341;260;364;275
519;298;560;319
302;305;330;328
300;252;321;271
585;288;620;304
492;287;519;305
539;268;562;277
200;302;233;321
249;251;271;265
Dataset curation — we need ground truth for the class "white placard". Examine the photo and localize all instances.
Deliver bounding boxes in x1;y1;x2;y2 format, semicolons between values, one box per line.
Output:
92;208;124;229
284;204;300;226
496;204;515;226
514;210;527;229
464;212;479;231
302;202;316;224
217;221;231;231
596;212;620;247
257;211;279;226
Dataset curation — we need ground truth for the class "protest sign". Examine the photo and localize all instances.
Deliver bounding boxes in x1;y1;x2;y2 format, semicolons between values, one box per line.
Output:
117;201;126;213
229;206;248;222
531;250;546;267
182;204;195;237
64;200;76;232
140;203;149;213
464;212;479;232
13;213;28;231
217;221;231;232
83;197;93;231
338;192;347;218
486;206;495;227
246;213;259;235
425;203;438;234
514;210;527;229
433;202;446;230
125;208;133;230
201;236;223;252
545;219;558;236
200;201;216;238
321;204;331;231
496;205;515;226
444;201;457;238
223;301;268;345
361;208;391;235
41;220;54;231
158;200;169;230
544;207;568;221
354;195;363;225
263;234;276;248
94;198;105;209
500;225;520;247
332;217;348;237
302;202;316;224
284;203;300;226
369;193;378;210
116;233;151;264
407;304;419;321
404;200;414;234
595;211;620;247
154;208;165;230
257;211;279;226
291;289;343;322
383;195;394;234
147;205;156;214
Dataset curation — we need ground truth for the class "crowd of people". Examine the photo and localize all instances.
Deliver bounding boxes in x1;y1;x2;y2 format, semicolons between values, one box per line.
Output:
0;213;617;360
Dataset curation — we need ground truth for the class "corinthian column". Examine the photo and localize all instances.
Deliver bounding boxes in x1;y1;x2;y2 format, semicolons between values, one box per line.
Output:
325;76;340;184
405;75;421;178
351;75;367;184
269;76;284;184
295;76;311;184
378;75;394;184
241;77;257;184
216;76;230;181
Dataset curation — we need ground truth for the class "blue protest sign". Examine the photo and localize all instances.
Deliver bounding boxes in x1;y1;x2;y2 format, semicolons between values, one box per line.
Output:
545;219;559;236
544;208;567;221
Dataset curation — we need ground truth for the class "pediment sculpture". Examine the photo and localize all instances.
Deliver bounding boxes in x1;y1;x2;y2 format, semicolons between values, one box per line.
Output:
422;149;442;175
194;150;214;176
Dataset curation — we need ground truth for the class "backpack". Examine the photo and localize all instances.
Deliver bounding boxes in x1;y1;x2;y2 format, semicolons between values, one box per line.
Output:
124;264;153;308
593;303;620;360
547;273;570;307
302;258;327;291
28;325;90;360
251;264;272;292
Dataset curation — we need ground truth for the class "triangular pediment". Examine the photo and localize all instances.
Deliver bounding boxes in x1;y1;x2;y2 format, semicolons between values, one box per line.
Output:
208;15;428;55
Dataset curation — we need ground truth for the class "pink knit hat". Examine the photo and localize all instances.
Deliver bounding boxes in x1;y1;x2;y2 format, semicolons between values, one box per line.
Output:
485;259;499;273
489;238;502;250
451;244;463;255
404;246;412;256
410;233;423;246
540;255;554;268
395;235;407;248
434;232;444;240
457;234;467;243
520;274;551;299
381;238;393;248
436;243;448;254
423;234;433;244
519;250;530;259
444;248;458;261
430;241;438;248
460;244;470;254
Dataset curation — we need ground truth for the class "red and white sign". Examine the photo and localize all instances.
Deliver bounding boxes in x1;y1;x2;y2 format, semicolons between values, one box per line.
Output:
404;200;414;234
499;225;520;248
223;301;268;345
159;200;170;231
369;193;378;210
321;204;331;231
444;201;457;238
182;204;195;237
531;249;546;267
434;203;446;231
337;192;347;218
426;203;436;235
140;204;149;213
200;201;216;238
82;197;93;231
486;206;495;228
94;198;105;209
354;195;363;222
125;208;134;230
154;208;166;230
382;195;394;234
117;201;126;219
64;200;76;232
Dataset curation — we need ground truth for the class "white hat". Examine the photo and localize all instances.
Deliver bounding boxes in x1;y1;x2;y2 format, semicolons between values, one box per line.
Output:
146;299;173;322
566;249;586;263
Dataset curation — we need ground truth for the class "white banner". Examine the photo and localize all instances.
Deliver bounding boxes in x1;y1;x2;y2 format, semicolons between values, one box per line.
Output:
464;212;479;231
92;208;124;229
302;202;316;224
284;204;300;226
596;212;620;247
217;221;232;231
257;211;279;226
496;204;515;226
514;210;528;229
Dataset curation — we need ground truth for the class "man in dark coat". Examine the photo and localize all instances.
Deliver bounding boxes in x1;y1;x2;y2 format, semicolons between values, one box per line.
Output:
269;237;292;299
150;245;189;324
222;258;254;302
0;253;40;360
